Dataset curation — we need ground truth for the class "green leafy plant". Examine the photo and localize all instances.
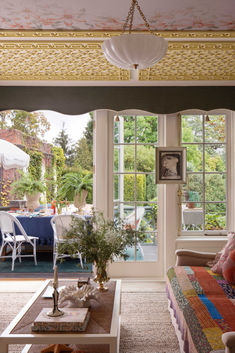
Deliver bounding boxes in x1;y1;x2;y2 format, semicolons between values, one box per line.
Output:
58;209;146;284
11;172;45;198
205;213;226;230
57;172;93;201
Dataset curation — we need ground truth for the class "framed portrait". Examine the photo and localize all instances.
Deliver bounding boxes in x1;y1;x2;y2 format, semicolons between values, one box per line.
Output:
155;147;187;184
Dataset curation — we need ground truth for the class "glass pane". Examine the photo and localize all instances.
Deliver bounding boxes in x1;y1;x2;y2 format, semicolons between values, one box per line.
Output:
205;203;226;230
114;145;135;173
113;203;143;230
182;203;203;231
123;116;135;143
140;232;157;261
181;115;203;143
136;116;158;143
123;174;136;201
114;174;149;203
185;144;203;172
141;232;157;245
146;174;157;201
181;174;203;203
205;115;226;143
137;203;158;234
136;174;146;202
136;145;155;173
205;145;226;172
114;202;134;224
205;174;226;202
114;116;136;143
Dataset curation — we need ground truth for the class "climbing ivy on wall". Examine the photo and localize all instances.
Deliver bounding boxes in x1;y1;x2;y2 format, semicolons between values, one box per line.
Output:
26;149;43;180
52;146;65;182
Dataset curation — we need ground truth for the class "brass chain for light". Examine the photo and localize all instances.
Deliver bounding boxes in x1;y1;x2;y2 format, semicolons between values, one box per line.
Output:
122;0;153;34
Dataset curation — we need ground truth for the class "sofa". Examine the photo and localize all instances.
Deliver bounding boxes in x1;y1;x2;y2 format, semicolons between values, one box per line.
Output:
166;249;235;353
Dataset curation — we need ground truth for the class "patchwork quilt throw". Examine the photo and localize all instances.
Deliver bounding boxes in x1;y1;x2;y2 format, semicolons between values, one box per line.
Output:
166;266;235;353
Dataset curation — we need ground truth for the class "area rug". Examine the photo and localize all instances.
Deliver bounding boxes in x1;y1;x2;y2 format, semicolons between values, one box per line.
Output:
0;288;180;353
0;252;92;274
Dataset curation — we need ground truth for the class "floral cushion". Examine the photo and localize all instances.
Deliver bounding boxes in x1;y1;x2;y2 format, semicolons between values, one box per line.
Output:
211;232;235;274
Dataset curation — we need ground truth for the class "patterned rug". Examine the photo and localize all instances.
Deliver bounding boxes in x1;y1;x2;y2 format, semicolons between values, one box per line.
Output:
0;288;180;353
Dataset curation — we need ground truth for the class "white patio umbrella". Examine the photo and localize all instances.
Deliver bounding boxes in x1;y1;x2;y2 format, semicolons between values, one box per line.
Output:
0;139;30;170
0;139;30;205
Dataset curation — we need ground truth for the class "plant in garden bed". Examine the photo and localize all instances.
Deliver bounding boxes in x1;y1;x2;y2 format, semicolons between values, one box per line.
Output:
205;213;226;230
58;209;146;290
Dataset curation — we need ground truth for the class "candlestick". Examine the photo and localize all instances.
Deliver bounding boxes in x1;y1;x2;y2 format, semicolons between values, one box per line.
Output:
54;265;58;288
47;265;64;317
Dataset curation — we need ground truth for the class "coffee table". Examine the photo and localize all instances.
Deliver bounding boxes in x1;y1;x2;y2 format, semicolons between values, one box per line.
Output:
0;279;121;353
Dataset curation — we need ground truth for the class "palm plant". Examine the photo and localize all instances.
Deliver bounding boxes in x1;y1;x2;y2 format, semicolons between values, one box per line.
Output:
57;172;93;210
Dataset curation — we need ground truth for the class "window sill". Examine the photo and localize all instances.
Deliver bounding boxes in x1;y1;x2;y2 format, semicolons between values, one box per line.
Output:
176;235;228;242
175;235;227;253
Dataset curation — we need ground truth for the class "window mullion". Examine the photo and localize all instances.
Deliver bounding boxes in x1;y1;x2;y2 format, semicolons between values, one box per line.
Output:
134;116;137;260
202;114;206;232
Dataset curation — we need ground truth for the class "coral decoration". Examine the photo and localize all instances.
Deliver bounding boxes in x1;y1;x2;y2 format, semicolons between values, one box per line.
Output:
59;284;99;307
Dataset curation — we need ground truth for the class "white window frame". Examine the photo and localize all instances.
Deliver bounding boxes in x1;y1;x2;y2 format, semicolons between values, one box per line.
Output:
179;109;232;236
93;109;235;277
113;114;158;261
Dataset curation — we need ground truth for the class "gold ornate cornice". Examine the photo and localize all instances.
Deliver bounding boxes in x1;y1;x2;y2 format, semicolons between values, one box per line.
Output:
0;30;234;39
139;42;235;81
0;30;234;81
1;40;233;50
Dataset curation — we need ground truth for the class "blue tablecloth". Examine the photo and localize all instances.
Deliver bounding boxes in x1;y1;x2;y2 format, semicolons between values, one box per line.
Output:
16;216;54;246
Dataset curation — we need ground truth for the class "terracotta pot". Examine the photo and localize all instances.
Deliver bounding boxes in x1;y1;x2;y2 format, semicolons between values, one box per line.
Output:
26;192;40;211
186;201;195;209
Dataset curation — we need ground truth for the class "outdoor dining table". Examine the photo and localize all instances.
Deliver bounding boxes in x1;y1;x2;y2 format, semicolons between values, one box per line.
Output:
16;215;54;246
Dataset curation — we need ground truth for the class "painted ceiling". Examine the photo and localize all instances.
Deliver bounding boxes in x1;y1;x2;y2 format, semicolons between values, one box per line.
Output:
0;0;234;84
1;0;234;31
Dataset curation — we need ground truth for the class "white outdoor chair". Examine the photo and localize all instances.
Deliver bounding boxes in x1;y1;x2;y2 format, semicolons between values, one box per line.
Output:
123;206;145;259
50;214;84;269
0;211;38;271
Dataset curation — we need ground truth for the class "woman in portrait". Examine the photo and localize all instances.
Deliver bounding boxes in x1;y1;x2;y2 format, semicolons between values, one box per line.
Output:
160;153;181;179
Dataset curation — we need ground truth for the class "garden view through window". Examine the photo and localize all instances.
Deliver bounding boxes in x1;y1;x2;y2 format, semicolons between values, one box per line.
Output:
113;115;158;261
180;114;227;233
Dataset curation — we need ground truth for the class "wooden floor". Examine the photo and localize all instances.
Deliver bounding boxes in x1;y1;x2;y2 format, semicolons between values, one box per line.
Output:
0;278;166;293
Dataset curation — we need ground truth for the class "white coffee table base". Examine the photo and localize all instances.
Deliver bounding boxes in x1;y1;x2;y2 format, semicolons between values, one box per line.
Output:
0;279;121;353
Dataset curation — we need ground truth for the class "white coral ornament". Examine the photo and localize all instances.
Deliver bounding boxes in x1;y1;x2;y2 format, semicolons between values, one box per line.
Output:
59;284;99;308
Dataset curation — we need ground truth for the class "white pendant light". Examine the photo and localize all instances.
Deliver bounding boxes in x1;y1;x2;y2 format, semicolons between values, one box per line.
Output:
102;0;168;70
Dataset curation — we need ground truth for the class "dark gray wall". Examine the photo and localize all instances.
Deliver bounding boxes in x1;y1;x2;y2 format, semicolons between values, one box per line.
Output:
0;86;234;114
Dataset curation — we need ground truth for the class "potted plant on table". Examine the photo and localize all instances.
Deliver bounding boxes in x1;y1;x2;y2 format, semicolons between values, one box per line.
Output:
57;209;146;291
11;172;46;211
57;171;93;213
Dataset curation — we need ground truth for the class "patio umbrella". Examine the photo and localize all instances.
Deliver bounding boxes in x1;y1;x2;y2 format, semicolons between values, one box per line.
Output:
0;139;30;206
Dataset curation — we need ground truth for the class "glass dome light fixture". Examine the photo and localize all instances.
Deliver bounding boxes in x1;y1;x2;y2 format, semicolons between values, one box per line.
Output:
102;0;168;70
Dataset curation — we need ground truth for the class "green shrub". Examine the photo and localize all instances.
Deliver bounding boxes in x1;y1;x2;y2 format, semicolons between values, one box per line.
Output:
124;174;146;201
